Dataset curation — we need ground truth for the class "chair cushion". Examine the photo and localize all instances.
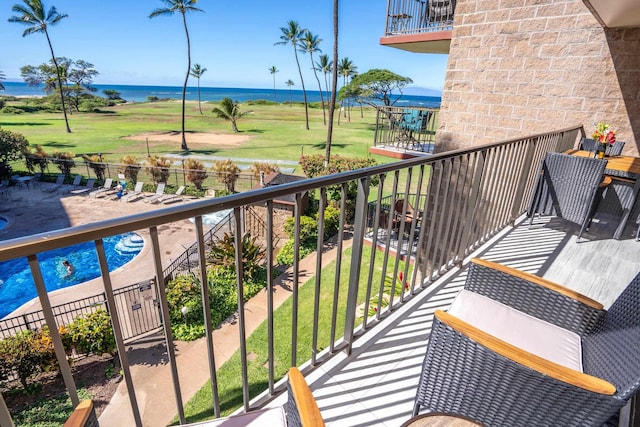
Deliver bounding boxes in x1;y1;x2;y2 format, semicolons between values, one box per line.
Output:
179;407;287;426
449;290;583;372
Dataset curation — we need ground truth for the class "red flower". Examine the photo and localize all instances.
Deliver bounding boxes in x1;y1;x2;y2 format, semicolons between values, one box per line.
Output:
605;131;616;144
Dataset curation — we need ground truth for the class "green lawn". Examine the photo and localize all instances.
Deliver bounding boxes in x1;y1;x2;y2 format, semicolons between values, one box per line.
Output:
177;245;411;424
1;100;388;166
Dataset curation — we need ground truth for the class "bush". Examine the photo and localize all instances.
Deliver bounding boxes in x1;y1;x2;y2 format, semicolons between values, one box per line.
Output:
147;96;159;102
212;159;240;193
208;232;266;280
147;155;172;184
51;151;76;179
0;331;43;388
184;158;208;190
121;155;141;182
0;106;23;114
322;206;341;239
67;310;116;356
283;215;318;245
276;239;315;265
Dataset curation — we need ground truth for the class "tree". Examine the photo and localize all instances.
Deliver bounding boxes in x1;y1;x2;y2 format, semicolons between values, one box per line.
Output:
51;151;75;178
299;30;326;125
9;0;71;133
326;0;339;164
66;59;99;111
347;68;413;107
211;97;249;133
0;128;29;179
189;63;207;114
103;89;123;101
149;0;204;151
275;21;309;130
212;159;240;193
147;156;172;184
184;158;208;190
285;79;295;105
315;54;332;106
337;57;357;119
268;66;278;103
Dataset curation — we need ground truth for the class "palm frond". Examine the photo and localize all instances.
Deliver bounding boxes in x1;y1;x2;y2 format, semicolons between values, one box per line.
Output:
149;8;175;18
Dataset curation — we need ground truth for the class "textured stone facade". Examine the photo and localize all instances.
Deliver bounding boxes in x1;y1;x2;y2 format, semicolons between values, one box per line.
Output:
438;0;639;156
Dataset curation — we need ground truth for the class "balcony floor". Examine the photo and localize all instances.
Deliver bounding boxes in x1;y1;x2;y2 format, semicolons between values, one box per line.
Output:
300;214;640;426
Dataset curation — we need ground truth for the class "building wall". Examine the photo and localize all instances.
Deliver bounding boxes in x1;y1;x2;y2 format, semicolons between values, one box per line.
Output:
437;0;640;156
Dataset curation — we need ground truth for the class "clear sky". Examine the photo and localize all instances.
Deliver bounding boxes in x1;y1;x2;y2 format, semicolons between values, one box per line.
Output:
0;0;448;93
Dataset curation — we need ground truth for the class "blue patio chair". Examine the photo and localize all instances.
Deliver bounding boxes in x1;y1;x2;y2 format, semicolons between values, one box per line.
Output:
413;258;640;427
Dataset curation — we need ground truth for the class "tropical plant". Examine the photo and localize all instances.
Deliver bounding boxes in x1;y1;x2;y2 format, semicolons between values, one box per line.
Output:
149;0;204;150
347;68;413;107
184;158;208;189
23;144;48;174
120;155;141;182
189;63;207;114
268;66;278;103
212;159;240;193
0;127;29;179
51;151;75;178
211;97;249;133
285;79;295;105
326;0;339;164
315;54;332;106
299;30;326;125
249;161;280;180
9;0;71;133
83;154;106;181
208;232;266;280
276;21;309;129
103;89;122;100
337;57;357;121
147;155;172;184
67;310;116;355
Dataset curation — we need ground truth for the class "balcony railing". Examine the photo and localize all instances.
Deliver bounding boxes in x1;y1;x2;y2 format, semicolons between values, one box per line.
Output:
0;126;581;426
373;106;439;155
384;0;456;36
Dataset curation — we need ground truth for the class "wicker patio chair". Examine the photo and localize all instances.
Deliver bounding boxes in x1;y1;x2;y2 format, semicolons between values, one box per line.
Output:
528;152;608;240
413;258;640;427
579;137;598;152
606;140;625;156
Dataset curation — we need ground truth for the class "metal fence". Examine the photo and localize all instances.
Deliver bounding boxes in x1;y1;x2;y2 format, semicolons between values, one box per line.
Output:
373;106;439;153
0;126;582;425
384;0;456;36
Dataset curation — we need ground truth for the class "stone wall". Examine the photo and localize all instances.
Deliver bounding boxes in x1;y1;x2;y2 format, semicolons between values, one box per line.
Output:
438;0;639;156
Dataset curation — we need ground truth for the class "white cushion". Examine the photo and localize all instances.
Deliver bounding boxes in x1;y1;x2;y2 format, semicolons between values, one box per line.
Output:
448;290;583;372
180;407;287;427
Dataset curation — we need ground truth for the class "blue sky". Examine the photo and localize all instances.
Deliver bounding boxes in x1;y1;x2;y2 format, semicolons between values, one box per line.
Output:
0;0;448;93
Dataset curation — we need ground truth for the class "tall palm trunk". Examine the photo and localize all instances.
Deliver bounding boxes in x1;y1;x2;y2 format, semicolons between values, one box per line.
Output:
197;77;203;114
293;48;309;130
180;12;191;150
45;30;70;133
326;0;339;164
310;52;326;125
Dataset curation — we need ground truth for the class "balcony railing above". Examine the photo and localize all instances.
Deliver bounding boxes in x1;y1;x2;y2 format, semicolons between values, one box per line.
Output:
381;0;456;54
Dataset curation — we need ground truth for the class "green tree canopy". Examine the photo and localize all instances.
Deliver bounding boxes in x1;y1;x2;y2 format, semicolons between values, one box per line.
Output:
347;68;413;106
0;128;29;179
212;97;250;133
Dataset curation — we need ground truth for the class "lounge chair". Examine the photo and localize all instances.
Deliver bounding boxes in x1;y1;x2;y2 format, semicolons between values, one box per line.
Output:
89;178;113;198
123;181;144;202
144;182;166;203
58;175;82;194
412;258;640;427
69;178;96;196
158;185;185;204
42;174;65;193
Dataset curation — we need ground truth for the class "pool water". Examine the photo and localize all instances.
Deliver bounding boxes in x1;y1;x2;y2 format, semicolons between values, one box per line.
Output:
190;209;233;226
0;232;144;318
0;218;7;230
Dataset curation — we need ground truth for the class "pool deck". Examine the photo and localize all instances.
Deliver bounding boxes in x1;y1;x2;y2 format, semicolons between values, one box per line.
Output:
0;182;203;318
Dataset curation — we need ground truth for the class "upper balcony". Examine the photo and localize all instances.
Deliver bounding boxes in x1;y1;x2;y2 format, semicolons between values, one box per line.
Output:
1;125;639;426
380;0;456;54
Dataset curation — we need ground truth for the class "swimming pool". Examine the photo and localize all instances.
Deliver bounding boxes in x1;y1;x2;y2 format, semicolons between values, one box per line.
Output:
189;209;233;226
0;232;144;319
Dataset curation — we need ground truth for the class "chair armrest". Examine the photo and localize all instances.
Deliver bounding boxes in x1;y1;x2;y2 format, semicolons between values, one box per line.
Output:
63;400;97;427
286;367;325;427
437;310;615;395
465;259;605;334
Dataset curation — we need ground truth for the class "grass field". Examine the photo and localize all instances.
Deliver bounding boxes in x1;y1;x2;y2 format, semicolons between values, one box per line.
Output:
1;100;388;166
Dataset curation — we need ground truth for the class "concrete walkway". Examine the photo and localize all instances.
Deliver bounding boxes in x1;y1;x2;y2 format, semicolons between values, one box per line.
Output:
99;231;354;427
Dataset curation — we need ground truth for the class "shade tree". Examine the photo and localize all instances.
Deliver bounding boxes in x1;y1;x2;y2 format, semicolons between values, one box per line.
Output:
347;68;413;107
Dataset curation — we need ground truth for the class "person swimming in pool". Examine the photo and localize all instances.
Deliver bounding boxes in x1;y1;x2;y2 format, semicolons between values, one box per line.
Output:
62;260;75;276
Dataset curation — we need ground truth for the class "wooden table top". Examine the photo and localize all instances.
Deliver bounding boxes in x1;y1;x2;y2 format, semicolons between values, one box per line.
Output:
565;150;640;176
401;413;484;427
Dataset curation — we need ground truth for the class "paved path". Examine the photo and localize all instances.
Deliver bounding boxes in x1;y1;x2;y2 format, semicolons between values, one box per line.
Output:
99;231;354;427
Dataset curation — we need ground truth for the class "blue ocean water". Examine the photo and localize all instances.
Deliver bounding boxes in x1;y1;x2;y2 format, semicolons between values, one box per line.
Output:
1;81;441;107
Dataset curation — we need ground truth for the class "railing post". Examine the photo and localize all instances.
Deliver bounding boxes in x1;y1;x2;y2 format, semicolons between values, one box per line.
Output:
344;177;370;354
0;392;14;427
458;152;486;258
510;139;537;223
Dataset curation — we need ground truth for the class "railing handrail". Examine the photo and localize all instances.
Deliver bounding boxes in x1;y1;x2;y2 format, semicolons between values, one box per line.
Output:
0;125;584;262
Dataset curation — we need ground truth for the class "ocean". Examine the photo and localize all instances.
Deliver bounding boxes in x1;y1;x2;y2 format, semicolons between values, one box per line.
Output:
1;81;441;108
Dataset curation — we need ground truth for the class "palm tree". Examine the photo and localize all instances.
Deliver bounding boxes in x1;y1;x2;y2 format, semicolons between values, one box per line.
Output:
0;71;5;91
211;97;249;133
285;79;295;106
275;21;309;130
268;66;278;103
326;0;339;164
315;54;332;106
149;0;204;151
9;0;71;133
299;30;326;125
189;63;207;114
338;57;357;118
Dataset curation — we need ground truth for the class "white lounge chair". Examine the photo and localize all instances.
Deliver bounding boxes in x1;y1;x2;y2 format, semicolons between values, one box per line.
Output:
42;174;65;193
123;182;144;202
144;182;166;203
89;178;113;198
70;178;96;196
159;185;185;204
58;175;82;194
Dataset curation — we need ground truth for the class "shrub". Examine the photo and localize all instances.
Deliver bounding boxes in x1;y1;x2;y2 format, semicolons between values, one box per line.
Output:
67;310;116;356
249;161;280;180
283;215;318;245
0;330;42;387
147;155;172;184
147;96;159;102
51;151;76;179
1;106;23;114
212;159;240;193
276;240;315;265
23;145;48;174
83;154;106;182
208;232;266;280
0;127;29;179
322;205;341;239
166;275;205;341
121;155;141;182
184;158;208;190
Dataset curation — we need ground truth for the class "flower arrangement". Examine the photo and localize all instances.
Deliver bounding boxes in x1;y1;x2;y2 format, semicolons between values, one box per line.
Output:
592;122;616;145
